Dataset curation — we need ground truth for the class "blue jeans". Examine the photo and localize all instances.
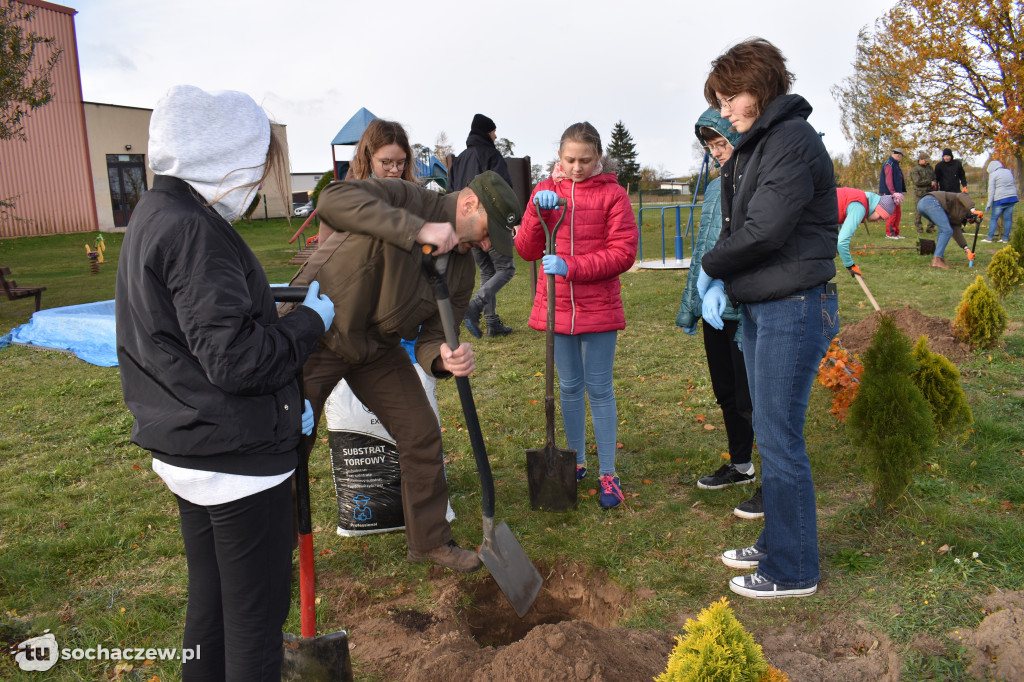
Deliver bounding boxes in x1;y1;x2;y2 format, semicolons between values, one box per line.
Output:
988;202;1017;241
917;195;954;257
743;285;838;588
554;331;618;476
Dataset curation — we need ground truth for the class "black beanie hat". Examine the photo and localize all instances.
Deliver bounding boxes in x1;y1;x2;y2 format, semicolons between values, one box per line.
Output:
943;148;952;157
471;113;496;136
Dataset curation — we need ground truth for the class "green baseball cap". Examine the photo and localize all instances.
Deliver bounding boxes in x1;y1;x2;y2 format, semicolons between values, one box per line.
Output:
468;170;522;257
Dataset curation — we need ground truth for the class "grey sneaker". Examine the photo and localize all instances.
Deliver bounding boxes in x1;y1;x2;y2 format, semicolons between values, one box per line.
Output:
407;540;482;572
733;486;764;519
697;463;755;490
721;545;767;569
729;572;817;599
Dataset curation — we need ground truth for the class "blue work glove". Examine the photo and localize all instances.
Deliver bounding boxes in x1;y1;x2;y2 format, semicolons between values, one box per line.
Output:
696;267;713;299
702;280;727;330
681;325;697;336
300;399;315;436
542;254;568;277
534;190;559;210
302;281;335;330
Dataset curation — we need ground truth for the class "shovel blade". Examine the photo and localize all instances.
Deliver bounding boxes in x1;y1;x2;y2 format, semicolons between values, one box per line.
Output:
479;520;543;618
526;446;578;512
281;630;352;682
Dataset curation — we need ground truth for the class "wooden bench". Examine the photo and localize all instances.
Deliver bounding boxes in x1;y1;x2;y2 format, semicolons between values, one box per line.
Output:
1;266;46;311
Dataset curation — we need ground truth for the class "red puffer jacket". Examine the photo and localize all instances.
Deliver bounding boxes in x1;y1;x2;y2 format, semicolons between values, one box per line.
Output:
516;173;638;335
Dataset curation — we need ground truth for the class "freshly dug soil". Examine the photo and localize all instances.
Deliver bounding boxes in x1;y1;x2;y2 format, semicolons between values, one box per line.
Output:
839;305;971;363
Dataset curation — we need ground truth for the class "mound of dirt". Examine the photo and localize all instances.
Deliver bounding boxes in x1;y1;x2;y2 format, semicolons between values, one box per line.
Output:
325;560;917;680
957;591;1024;681
839;305;971;363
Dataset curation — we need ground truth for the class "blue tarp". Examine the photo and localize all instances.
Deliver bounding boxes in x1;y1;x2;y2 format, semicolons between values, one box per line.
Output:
331;107;377;146
10;300;118;367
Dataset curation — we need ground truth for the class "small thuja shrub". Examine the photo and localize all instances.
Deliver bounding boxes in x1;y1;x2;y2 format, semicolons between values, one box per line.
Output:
817;339;863;422
1009;223;1024;266
953;275;1007;349
985;245;1024;299
910;335;973;438
847;314;936;510
657;597;788;682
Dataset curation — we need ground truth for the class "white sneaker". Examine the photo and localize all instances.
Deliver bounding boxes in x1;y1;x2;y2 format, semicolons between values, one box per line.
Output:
982;238;994;243
729;572;817;599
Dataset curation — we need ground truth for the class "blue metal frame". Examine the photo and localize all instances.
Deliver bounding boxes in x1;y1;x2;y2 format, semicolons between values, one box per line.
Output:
637;152;711;264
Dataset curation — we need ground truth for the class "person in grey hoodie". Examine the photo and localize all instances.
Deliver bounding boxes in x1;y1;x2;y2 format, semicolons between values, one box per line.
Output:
116;85;335;681
676;108;759;520
984;159;1018;242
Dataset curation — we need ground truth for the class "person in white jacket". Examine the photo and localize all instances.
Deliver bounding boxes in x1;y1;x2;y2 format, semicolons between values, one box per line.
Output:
984;160;1018;242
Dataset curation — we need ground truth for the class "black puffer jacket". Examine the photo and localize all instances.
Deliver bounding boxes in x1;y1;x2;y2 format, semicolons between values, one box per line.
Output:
116;175;325;474
701;94;838;303
450;131;512;191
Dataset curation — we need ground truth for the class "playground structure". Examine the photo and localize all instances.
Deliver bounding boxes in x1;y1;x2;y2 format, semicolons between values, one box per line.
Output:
636;151;711;270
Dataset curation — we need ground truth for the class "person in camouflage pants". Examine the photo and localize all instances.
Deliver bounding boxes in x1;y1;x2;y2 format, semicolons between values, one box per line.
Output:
910;152;937;234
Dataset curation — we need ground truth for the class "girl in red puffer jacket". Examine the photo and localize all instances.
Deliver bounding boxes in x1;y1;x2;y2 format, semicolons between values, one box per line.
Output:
515;121;638;509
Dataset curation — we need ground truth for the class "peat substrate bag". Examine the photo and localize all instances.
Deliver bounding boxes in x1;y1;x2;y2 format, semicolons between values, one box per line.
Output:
324;358;455;536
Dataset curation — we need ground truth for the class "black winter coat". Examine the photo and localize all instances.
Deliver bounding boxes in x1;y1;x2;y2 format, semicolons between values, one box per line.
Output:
450;131;512;191
115;175;325;474
701;94;838;303
934;158;967;193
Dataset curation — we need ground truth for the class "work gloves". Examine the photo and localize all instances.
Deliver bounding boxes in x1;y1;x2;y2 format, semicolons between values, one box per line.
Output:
534;190;560;210
301;399;315;436
702;280;727;330
302;281;335;330
542;254;568;277
696;267;714;298
847;264;863;278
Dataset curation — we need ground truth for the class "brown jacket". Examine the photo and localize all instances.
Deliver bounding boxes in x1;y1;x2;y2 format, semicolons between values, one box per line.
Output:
287;179;474;372
928;191;974;226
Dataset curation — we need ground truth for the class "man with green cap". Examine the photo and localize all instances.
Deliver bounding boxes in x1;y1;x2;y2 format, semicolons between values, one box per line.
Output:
909;151;937;234
290;170;521;572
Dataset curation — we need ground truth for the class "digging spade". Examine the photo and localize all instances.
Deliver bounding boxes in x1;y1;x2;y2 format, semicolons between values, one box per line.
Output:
272;285;353;682
421;248;543;619
525;198;577;512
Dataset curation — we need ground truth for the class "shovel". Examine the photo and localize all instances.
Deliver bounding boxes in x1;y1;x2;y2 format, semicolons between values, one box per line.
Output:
421;248;543;618
525;199;577;512
272;286;353;682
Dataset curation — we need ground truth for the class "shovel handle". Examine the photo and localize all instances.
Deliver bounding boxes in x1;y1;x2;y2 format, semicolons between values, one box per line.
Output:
421;248;496;519
854;272;881;312
535;199;566;444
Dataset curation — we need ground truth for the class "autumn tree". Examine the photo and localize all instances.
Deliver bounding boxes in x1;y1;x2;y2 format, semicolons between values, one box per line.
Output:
495;137;515;157
607;120;641;191
833;0;1023;196
1;0;61;142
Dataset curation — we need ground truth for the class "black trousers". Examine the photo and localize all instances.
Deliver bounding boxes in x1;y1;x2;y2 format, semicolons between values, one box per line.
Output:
176;477;293;681
702;318;755;466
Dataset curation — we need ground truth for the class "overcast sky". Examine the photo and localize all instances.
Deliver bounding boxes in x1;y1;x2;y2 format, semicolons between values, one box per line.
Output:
74;0;897;177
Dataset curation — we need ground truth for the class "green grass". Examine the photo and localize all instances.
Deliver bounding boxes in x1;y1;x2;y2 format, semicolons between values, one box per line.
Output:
1;209;1022;680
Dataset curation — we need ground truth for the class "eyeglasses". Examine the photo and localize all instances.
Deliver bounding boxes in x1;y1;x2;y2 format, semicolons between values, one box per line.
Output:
374;157;407;171
705;139;731;154
716;93;739;112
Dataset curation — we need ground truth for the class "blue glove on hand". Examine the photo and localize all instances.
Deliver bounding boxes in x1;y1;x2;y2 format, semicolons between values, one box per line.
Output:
682;325;697;336
534;190;559;210
702;280;727;330
696;267;713;299
302;281;335;330
542;254;568;277
300;399;315;436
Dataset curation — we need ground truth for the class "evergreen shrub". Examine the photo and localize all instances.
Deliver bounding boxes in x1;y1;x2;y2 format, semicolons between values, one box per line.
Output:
847;314;935;510
953;276;1007;349
910;335;972;438
985;246;1024;299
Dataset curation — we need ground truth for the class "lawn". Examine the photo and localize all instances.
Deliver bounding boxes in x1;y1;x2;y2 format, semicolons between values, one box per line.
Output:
1;205;1022;680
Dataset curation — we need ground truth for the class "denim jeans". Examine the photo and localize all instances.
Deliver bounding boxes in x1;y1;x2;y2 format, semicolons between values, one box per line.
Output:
743;285;838;588
917;195;954;257
554;330;619;476
988;202;1017;241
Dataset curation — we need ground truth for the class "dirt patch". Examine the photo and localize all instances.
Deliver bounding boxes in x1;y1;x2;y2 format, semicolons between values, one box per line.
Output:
951;591;1024;681
839;305;971;363
320;560;936;680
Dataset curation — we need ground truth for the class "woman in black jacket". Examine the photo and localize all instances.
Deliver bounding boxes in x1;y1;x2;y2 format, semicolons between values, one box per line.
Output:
697;39;839;599
116;85;335;680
